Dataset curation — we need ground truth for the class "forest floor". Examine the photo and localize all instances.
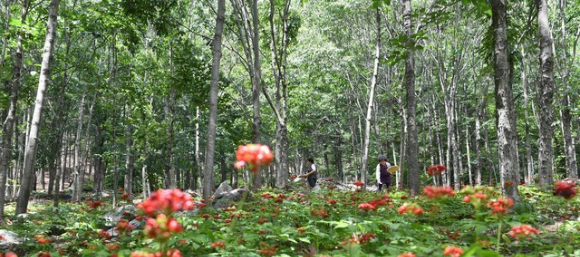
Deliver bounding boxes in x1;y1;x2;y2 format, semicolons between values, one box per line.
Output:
0;180;578;257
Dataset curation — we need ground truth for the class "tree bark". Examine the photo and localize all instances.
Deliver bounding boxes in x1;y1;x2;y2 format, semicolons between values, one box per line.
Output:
0;0;27;216
558;0;578;179
403;0;419;195
491;0;520;201
203;0;225;202
124;105;133;196
520;48;534;185
15;0;60;214
72;91;86;202
360;8;381;189
536;0;555;187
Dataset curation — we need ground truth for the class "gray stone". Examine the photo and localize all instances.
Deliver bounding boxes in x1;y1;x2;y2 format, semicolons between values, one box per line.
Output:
105;219;141;238
212;188;253;209
212;181;233;199
0;230;21;247
103;205;137;227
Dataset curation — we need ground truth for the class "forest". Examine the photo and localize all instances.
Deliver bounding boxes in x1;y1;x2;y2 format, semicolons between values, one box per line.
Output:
0;0;579;256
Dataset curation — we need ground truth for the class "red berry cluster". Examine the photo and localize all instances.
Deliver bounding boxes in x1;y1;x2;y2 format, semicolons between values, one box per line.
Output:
423;186;455;198
258;242;279;257
130;250;182;257
443;246;464;257
87;200;104;209
398;253;416;257
553;181;577;200
357;202;376;211
353;181;364;187
211;242;226;248
398;203;424;216
486;197;514;215
508;224;539;240
234;144;274;172
0;252;18;257
137;189;194;216
144;214;183;242
427;164;446;177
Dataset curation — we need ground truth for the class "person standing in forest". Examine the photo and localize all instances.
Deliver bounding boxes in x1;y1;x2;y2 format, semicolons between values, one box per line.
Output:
376;155;391;191
300;158;317;190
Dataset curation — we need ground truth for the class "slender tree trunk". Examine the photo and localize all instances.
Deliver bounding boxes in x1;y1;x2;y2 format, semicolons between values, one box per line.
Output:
15;0;60;214
466;125;473;186
124;106;133;196
475;75;489;186
403;0;419;195
521;48;534;185
558;0;578;179
194;106;201;191
0;0;27;216
250;0;262;190
536;0;555;187
72;91;86;202
491;0;520;201
142;165;148;199
361;8;381;189
203;0;225;202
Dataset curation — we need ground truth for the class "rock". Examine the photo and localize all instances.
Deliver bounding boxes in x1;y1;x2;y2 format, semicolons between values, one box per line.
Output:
212;181;233;199
105;219;142;238
0;230;21;247
184;189;200;198
212;188;253;209
311;185;321;192
103;205;137;227
100;192;110;198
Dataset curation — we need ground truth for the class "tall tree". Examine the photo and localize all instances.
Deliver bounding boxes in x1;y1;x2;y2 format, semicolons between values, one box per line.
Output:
403;0;420;195
490;0;520;201
203;0;225;202
537;0;555;187
360;7;381;189
16;0;61;214
0;0;28;216
557;0;578;179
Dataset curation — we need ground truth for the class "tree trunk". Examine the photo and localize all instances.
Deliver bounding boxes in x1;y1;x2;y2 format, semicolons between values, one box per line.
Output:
0;0;28;216
466;125;473;186
403;0;419;195
537;0;555;187
142;165;148;199
491;0;520;201
361;8;381;189
558;0;578;179
72;91;86;202
475;75;489;186
203;0;225;202
520;48;534;185
250;0;262;190
194;106;201;191
15;0;60;214
124;105;133;196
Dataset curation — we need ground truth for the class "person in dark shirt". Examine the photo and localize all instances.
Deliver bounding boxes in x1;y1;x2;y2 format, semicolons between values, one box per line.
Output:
375;155;391;191
300;158;317;189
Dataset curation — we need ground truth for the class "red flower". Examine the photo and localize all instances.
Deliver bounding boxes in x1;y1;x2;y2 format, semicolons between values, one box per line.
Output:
297;228;306;234
327;199;337;205
37;253;51;257
212;242;226;248
258;242;279;257
1;253;18;257
87;200;104;209
235;144;274;172
144;214;183;242
137;189;194;216
353;181;364;187
290;175;297;179
398;203;423;216
423;186;455;198
398;253;416;257
486;197;514;215
509;225;539;240
554;181;577;200
116;219;136;233
357;202;377;211
443;246;464;257
107;243;119;251
120;193;130;200
427;164;446;176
